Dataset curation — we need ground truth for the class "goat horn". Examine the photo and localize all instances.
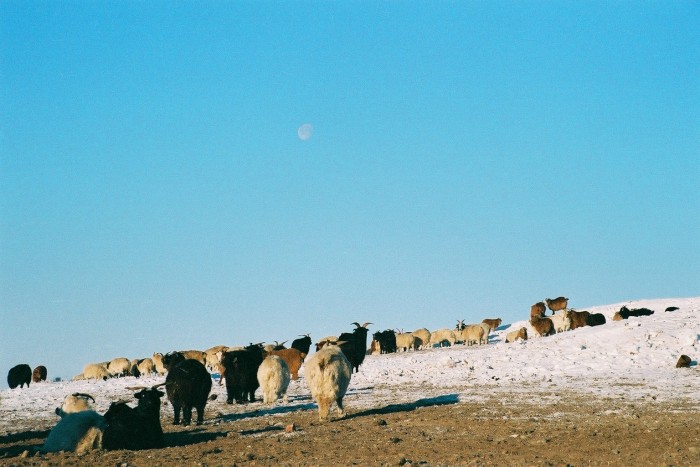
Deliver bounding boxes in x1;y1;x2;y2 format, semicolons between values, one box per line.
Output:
151;382;168;389
362;322;372;328
71;393;95;403
125;386;146;391
351;322;361;327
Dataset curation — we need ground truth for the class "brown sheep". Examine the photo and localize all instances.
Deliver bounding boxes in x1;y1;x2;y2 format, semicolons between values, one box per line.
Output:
481;318;502;332
530;302;546;319
569;310;590;330
504;327;528;343
545;297;569;312
267;348;306;381
530;315;554;337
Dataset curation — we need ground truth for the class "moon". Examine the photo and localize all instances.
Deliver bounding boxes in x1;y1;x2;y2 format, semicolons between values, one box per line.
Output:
297;123;313;141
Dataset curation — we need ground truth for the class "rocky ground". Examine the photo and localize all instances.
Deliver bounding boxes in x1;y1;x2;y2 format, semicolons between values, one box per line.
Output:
1;389;699;466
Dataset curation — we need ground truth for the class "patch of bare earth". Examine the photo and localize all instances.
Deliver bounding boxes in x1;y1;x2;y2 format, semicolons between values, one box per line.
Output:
2;391;699;466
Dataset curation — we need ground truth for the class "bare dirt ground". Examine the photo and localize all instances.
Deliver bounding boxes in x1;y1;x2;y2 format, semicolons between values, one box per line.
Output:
2;391;699;466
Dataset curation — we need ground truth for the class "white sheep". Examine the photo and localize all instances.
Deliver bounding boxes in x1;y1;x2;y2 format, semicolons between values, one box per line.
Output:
457;324;485;346
549;309;572;333
257;355;291;404
411;328;431;350
130;357;155;376
395;332;417;352
42;410;105;454
82;363;110;381
107;357;131;377
429;328;456;347
56;393;95;416
304;344;352;422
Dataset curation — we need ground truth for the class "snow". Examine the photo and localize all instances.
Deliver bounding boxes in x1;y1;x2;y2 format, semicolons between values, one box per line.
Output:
1;297;698;435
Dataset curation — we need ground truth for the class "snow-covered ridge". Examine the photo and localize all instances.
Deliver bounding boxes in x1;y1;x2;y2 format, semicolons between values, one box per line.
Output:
1;297;698;435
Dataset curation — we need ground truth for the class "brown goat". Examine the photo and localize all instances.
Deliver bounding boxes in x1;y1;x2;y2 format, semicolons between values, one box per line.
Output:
569;310;590;330
545;297;569;312
530;316;554;337
505;327;528;343
530;302;546;319
267;348;306;381
481;318;502;332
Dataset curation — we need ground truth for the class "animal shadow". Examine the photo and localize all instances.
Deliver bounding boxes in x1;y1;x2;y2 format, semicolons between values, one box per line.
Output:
346;394;460;420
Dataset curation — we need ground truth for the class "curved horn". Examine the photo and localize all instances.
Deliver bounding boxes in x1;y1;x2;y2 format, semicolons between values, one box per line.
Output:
71;392;95;403
151;382;168;389
351;322;361;328
125;386;146;391
361;322;372;328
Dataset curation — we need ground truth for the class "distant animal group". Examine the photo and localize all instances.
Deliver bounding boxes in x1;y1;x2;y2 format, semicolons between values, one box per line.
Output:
6;301;679;454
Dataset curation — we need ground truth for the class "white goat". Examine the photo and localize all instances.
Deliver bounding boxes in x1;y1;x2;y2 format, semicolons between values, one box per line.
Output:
429;329;456;347
304;344;352;422
549;309;572;333
42;410;105;454
56;393;95;416
257;355;291;404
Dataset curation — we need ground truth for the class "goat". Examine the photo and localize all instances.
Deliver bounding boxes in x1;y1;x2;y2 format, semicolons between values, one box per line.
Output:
316;336;339;352
530;302;547;319
42;410;105;454
152;352;168;375
549;309;572;333
164;359;213;425
505;327;528;343
267;348;306;381
103;385;166;449
411;328;431;350
338;322;372;373
106;357;131;377
82;363;111;381
617;306;655;319
429;328;456;347
545;297;569;312
457;324;485;346
395;331;416;352
373;329;397;353
586;313;606;327
569;310;590;330
221;344;265;404
304;343;352;422
291;334;312;356
257;355;290;404
56;393;96;416
7;364;31;389
530;315;554;337
482;318;502;332
32;365;47;383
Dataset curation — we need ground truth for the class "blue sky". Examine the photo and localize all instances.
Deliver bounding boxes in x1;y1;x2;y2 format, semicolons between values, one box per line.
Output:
1;2;698;384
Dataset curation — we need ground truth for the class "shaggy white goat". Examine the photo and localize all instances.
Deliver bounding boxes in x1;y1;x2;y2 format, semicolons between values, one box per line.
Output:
257;355;291;404
304;344;352;422
42;410;105;454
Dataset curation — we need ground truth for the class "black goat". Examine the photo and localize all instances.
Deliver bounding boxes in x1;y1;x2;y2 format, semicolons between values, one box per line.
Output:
372;329;397;354
165;359;212;425
586;313;607;326
618;306;655;319
220;344;265;404
291;334;312;356
339;322;372;373
7;364;31;389
103;386;165;450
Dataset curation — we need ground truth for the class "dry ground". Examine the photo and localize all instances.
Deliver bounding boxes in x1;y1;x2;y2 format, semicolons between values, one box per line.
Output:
2;391;699;466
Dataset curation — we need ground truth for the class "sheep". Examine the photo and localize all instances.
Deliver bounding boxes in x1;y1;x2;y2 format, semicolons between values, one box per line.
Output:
177;349;207;365
304;343;352;422
505;327;528;343
152;353;167;375
291;334;312;356
482;318;502;332
530;302;547;319
457;324;485;346
257;355;290;404
373;329;397;353
569;310;590;330
103;385;166;449
82;363;111;381
221;344;265;404
530;315;554;337
429;328;456;347
164;359;213;425
586;313;606;327
338;322;372;373
395;332;416;352
267;348;306;381
107;357;131;377
56;393;96;416
411;328;431;350
32;365;47;383
7;364;31;389
545;297;569;312
549;309;572;333
316;336;339;352
130;358;155;377
42;410;105;454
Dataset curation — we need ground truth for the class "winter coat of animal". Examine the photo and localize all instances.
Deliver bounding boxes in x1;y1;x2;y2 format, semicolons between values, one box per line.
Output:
586;313;606;326
338;322;371;373
291;334;312;356
103;386;166;449
267;348;306;381
411;328;431;349
394;332;416;352
505;327;528;343
530;315;554;337
82;363;110;381
304;344;352;422
545;297;569;312
482;318;502;332
220;344;265;404
549;309;572;333
32;365;47;383
42;410;105;454
457;325;485;346
429;329;456;347
165;359;213;425
530;302;547;319
7;364;32;389
257;355;290;404
372;330;397;353
569;310;590;330
56;393;95;416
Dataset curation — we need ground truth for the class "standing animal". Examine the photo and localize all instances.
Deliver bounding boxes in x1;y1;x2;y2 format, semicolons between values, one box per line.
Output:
395;332;416;352
457;324;485;346
304;343;352;422
545;297;569;312
505;327;528;343
7;364;32;389
586;313;606;326
103;385;166;449
257;355;290;404
152;353;167;375
267;348;306;380
32;365;48;383
291;334;312;356
220;344;265;404
164;359;213;425
429;329;456;347
569;310;590;330
411;328;431;350
338;322;372;373
530;302;547;319
482;318;502;332
129;358;155;377
107;357;131;377
42;410;105;454
530;315;554;337
372;329;397;354
549;309;572;333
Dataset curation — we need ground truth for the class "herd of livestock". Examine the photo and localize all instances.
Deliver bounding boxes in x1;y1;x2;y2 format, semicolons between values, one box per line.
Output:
4;297;670;454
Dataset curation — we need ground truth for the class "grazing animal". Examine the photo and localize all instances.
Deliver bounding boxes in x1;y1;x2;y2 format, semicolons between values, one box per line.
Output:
549;309;572;333
482;318;502;332
372;329;397;354
586;313;606;327
505;327;528;343
42;410;105;454
338;322;372;373
530;302;547;319
164;359;213;425
304;343;352;422
32;365;47;383
545;297;569;312
7;364;32;389
411;328;431;350
106;357;131;377
82;363;111;381
291;334;312;356
530;315;554;337
257;355;290;404
56;393;96;416
221;344;265;404
395;332;416;352
676;355;692;368
267;348;306;381
429;328;456;347
129;358;155;378
617;306;654;319
103;385;166;449
569;310;590;330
